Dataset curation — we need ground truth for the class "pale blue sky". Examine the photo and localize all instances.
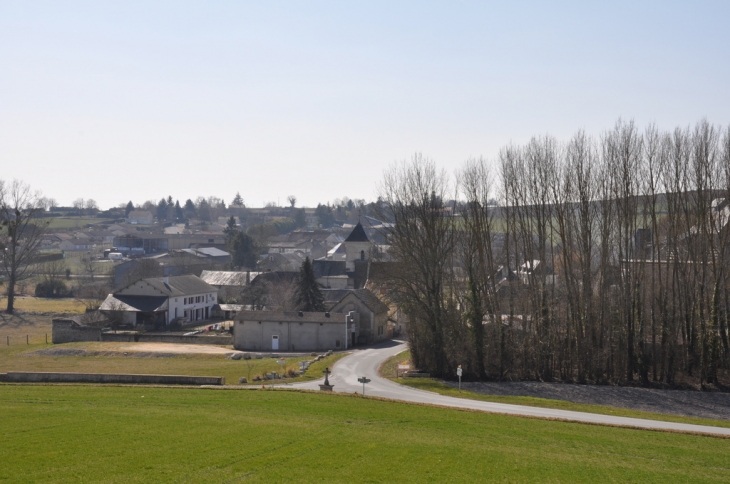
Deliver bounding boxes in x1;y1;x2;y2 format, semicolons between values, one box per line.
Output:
1;1;728;209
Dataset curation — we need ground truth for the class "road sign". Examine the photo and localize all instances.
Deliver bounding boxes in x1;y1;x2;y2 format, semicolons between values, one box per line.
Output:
457;365;462;391
358;376;371;395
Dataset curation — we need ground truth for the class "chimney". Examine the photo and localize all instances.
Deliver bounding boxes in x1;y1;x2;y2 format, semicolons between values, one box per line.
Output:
163;277;169;285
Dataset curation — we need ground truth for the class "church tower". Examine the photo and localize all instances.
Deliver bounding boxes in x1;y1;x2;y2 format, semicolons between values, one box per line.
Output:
344;222;372;271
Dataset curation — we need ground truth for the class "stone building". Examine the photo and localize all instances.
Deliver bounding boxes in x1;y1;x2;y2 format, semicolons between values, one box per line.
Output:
233;288;389;351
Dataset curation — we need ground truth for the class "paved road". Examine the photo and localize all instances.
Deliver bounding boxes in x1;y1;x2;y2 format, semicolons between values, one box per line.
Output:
278;339;730;437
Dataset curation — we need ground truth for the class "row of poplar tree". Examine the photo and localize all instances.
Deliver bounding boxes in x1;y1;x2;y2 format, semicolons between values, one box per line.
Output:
379;119;730;386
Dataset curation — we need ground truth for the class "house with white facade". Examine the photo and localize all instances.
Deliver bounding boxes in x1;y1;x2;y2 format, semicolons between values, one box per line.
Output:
60;238;95;251
100;275;218;327
127;210;154;225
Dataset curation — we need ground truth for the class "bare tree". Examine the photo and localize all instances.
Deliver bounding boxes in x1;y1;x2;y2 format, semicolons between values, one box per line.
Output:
287;195;297;208
0;180;50;313
378;154;457;377
457;157;499;379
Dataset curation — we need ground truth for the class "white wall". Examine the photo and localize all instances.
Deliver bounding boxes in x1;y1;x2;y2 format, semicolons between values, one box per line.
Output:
168;291;217;324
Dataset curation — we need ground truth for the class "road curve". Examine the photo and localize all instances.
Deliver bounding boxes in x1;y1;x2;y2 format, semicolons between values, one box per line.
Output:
278;339;730;437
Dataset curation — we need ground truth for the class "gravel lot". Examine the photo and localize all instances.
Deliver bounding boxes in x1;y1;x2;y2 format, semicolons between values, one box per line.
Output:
444;381;730;421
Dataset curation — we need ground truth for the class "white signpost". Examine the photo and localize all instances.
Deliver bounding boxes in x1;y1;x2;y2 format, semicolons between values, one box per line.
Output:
345;311;355;350
457;365;463;391
358;376;371;396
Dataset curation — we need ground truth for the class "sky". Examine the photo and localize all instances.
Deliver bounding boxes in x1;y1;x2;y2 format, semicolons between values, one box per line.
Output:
1;1;729;209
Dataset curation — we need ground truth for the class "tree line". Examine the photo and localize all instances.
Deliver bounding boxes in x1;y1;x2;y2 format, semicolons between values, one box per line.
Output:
379;119;730;387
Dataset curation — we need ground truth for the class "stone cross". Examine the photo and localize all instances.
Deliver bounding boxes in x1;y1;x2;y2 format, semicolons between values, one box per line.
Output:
323;367;331;386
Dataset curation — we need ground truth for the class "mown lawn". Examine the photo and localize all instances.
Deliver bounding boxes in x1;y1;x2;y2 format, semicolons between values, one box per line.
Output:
1;385;729;483
381;350;730;430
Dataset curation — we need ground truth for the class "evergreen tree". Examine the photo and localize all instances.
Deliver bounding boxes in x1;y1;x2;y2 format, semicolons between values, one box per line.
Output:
231;192;244;206
184;199;196;217
315;203;335;228
174;200;183;221
156;198;168;221
294;257;325;312
223;216;237;242
294;208;307;228
125;201;134;217
229;231;258;269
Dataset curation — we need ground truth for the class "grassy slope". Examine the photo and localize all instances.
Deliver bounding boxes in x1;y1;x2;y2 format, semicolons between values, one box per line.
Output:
381;350;730;429
1;385;729;483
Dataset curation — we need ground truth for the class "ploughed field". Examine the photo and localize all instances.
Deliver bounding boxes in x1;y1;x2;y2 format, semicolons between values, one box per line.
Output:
2;385;730;483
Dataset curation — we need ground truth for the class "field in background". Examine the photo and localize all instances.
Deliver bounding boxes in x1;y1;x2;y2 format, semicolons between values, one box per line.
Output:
2;385;729;483
43;217;114;230
0;298;87;315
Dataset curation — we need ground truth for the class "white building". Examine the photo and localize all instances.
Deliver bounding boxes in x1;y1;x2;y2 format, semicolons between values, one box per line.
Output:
100;275;218;327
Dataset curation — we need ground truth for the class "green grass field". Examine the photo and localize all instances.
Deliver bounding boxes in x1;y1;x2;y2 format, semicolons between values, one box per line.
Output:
381;351;730;430
1;385;729;483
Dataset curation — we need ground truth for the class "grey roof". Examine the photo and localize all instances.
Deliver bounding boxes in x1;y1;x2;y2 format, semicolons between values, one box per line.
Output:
343;288;389;314
324;288;389;314
181;247;230;258
313;260;346;278
115;275;217;297
321;289;351;303
100;294;168;312
235;310;343;324
200;271;261;287
344;222;370;242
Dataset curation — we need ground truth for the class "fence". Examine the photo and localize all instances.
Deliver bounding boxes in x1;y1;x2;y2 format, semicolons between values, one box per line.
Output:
2;334;51;346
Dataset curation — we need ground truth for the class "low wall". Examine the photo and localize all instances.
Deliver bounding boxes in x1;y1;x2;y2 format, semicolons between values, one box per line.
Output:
0;371;224;385
100;333;232;345
52;318;101;344
52;318;232;345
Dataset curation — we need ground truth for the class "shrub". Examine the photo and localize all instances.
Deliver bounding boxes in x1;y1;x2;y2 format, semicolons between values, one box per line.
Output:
35;280;73;298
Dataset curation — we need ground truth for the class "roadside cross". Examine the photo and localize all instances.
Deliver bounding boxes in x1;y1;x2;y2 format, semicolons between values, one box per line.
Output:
323;367;331;386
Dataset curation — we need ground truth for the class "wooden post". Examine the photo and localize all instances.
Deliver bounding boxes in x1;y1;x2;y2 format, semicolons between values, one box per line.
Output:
46;333;48;344
27;334;29;345
6;336;9;346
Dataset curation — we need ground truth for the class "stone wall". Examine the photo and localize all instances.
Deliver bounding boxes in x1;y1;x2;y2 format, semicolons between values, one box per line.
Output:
52;318;101;344
101;333;232;345
0;371;224;385
52;318;232;345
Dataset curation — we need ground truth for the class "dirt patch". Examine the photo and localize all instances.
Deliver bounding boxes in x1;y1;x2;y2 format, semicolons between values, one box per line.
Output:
27;343;241;358
118;343;240;355
445;381;730;421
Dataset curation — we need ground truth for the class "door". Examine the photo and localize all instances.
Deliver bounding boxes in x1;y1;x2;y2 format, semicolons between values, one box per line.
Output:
272;335;279;350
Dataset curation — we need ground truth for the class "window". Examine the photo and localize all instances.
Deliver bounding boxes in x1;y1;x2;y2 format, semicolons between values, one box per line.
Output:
360;250;365;261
